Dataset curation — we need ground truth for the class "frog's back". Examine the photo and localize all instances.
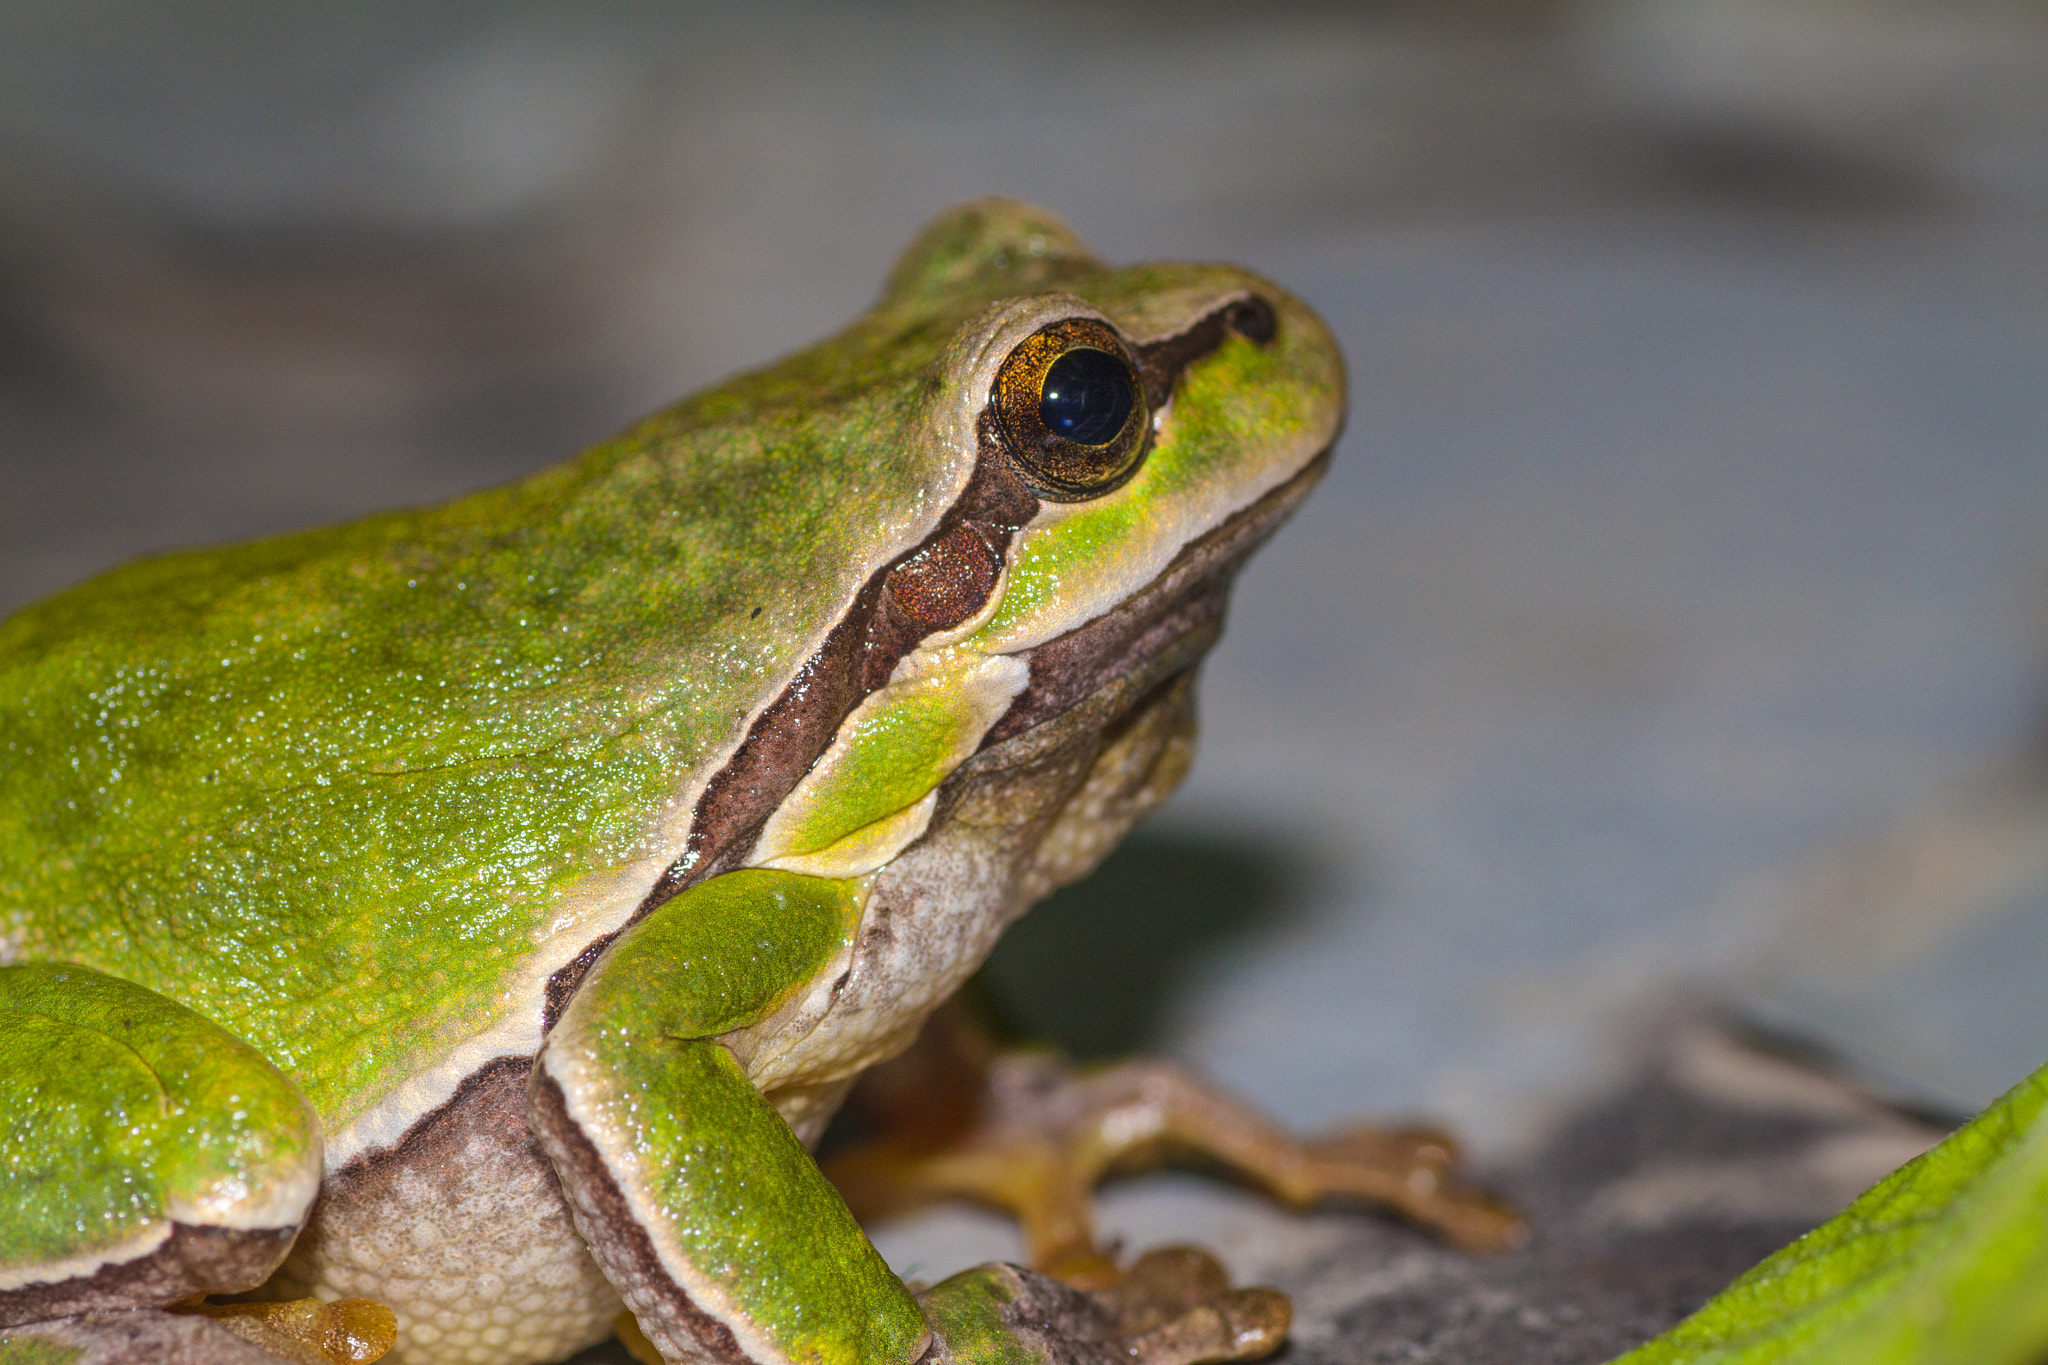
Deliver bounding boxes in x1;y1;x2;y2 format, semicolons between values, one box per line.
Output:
0;333;968;1130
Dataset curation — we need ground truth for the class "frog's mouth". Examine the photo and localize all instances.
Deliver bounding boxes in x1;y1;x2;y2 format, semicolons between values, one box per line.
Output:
982;442;1332;750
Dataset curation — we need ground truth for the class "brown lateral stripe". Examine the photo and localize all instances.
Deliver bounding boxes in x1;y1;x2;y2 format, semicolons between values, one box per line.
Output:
308;1054;532;1221
676;292;1272;899
984;446;1329;749
543;449;1035;1026
1136;293;1277;409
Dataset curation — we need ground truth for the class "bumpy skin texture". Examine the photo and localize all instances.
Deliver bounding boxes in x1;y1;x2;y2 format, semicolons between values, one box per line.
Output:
265;1059;621;1365
0;201;1346;1365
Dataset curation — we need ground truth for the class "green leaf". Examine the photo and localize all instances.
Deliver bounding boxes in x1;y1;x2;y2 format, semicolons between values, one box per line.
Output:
1612;1057;2048;1365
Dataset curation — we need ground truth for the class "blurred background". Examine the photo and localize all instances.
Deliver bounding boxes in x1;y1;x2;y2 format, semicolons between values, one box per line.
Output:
3;0;2047;1305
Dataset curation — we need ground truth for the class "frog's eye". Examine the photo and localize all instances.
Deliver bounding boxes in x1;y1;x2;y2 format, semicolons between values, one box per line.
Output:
991;318;1148;501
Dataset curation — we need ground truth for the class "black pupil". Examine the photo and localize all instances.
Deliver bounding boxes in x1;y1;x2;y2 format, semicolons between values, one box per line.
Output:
1039;348;1133;446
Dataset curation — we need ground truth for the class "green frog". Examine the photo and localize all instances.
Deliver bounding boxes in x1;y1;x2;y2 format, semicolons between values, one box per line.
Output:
0;202;1513;1365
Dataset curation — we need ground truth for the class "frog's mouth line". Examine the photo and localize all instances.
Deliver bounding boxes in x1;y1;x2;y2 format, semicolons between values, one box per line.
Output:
982;442;1332;749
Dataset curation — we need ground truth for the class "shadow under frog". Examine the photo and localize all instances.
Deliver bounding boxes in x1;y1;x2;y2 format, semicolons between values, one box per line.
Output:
977;825;1321;1061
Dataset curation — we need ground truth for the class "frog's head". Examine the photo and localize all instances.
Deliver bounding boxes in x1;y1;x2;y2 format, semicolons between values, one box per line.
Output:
895;200;1342;722
668;200;1345;894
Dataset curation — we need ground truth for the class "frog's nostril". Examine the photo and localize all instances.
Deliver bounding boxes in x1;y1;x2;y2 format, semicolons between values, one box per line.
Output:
1223;294;1277;345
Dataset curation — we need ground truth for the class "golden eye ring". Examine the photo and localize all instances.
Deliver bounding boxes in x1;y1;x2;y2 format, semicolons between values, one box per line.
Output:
990;318;1148;501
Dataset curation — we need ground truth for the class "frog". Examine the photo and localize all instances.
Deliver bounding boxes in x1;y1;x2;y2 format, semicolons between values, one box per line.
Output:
0;200;1516;1365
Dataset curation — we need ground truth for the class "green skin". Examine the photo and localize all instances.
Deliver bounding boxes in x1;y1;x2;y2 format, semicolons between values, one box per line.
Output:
0;964;320;1275
0;202;1344;1365
540;871;925;1365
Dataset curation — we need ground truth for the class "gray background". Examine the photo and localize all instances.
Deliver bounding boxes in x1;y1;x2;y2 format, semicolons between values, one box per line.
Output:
3;0;2046;1330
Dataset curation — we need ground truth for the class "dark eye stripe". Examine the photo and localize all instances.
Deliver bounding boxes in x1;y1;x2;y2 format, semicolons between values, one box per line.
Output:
884;522;1001;633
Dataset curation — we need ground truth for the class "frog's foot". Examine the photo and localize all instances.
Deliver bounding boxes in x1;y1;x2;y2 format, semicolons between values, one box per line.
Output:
828;1050;1524;1284
1;1309;317;1365
920;1247;1287;1365
0;1291;395;1365
182;1296;398;1365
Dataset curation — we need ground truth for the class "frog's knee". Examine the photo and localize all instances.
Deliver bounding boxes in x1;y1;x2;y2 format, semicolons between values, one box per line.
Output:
0;962;321;1325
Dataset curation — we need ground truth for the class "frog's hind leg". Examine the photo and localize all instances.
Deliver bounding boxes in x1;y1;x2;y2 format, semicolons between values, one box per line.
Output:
824;1004;1526;1288
0;962;339;1335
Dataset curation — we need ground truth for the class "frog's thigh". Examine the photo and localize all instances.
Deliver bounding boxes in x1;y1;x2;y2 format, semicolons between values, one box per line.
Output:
0;963;322;1328
527;870;929;1365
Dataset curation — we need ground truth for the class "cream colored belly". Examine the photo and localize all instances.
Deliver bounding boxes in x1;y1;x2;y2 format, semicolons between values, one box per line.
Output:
740;668;1196;1107
273;1060;621;1365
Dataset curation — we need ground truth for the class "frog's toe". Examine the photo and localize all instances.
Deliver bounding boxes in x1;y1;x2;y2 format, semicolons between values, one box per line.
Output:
1120;1288;1291;1365
0;1307;307;1365
1094;1246;1230;1334
193;1295;398;1364
1099;1249;1289;1365
832;1040;1525;1271
1301;1126;1528;1253
919;1250;1288;1365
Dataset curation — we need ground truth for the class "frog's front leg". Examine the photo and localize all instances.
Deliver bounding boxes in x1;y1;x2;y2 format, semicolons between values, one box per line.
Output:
0;962;397;1363
826;1004;1525;1287
528;869;1284;1365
